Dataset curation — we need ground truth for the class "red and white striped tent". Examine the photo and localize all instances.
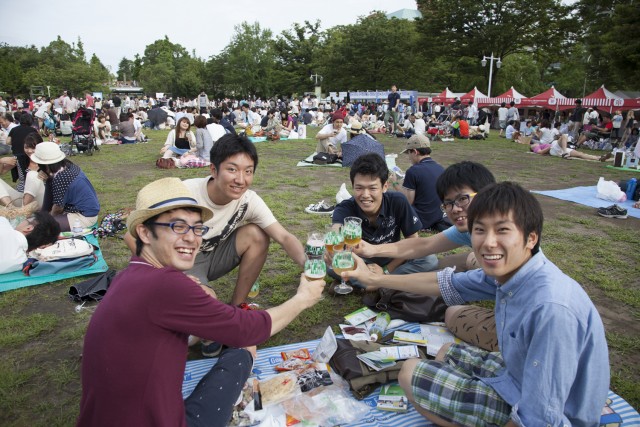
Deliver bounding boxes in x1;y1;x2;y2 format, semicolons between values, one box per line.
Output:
417;87;461;105
555;85;626;111
460;87;487;103
477;86;527;107
521;86;566;108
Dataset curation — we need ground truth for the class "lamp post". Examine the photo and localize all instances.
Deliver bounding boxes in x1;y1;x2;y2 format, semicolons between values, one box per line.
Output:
310;73;323;98
480;53;502;98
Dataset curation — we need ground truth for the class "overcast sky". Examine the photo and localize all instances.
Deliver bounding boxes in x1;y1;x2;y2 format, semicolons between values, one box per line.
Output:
2;0;418;73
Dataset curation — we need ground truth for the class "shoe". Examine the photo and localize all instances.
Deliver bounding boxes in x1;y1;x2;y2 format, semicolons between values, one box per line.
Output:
597;204;628;219
201;341;223;357
599;152;613;162
305;200;335;215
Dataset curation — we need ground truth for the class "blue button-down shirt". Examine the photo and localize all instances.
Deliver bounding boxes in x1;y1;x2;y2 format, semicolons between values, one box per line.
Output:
438;252;609;427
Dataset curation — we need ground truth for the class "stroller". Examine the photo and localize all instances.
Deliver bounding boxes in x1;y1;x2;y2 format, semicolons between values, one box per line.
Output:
71;107;98;155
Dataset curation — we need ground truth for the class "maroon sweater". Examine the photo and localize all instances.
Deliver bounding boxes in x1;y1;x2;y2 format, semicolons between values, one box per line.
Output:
77;257;271;427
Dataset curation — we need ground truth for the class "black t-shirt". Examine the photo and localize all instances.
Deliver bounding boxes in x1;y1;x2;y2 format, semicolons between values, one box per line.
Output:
388;92;400;110
332;192;422;266
112;96;121;107
175;137;189;150
403;158;447;229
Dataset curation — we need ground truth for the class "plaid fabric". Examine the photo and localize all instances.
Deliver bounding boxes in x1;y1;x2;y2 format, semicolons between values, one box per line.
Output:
411;343;511;426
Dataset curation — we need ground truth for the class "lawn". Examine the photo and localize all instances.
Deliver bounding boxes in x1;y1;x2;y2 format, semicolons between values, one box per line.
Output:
1;127;638;426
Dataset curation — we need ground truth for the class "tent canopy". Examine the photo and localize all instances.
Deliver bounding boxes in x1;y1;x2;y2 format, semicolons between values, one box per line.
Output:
497;87;527;99
584;85;623;100
460;87;487;102
529;86;566;100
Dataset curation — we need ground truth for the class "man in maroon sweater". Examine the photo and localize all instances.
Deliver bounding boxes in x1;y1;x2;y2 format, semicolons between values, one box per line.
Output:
77;178;325;427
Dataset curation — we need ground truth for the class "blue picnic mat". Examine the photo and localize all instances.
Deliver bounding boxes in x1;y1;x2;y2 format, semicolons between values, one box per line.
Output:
532;186;640;219
0;233;109;293
182;322;639;426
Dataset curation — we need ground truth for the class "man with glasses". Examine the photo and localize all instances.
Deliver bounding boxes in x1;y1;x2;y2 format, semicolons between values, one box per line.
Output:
78;178;324;427
0;211;60;274
354;161;498;351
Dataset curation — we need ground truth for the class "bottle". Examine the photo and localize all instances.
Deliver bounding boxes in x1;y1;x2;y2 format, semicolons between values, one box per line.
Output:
369;312;391;342
625;178;637;201
72;219;83;235
247;280;260;298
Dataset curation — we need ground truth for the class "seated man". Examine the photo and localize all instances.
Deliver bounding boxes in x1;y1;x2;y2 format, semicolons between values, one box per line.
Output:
329;153;439;290
346;182;609;426
576;116;613;148
78;178;324;427
355;161;498;350
0;211;60;274
505;120;517;140
396;114;416;138
315;113;346;155
389;134;451;232
452;116;469;139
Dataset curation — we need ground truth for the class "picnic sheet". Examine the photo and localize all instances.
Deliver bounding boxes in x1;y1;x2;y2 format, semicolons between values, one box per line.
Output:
182;322;640;426
0;233;109;293
296;153;343;167
532;186;640;219
606;165;640;173
248;137;289;143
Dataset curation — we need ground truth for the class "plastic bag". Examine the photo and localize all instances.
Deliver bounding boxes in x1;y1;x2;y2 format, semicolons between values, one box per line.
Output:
596;177;626;202
336;183;351;204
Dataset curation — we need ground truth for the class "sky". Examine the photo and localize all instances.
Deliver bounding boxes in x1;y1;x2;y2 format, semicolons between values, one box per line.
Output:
1;0;418;74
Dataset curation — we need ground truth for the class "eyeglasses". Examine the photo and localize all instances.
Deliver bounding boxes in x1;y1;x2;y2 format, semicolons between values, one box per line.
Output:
440;193;477;212
149;222;209;236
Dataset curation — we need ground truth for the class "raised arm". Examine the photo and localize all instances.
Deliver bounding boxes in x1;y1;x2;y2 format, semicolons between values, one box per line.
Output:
354;231;460;261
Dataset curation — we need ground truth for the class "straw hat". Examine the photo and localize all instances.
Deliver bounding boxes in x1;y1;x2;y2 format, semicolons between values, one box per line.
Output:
127;178;213;239
30;141;66;165
415;112;424;119
401;133;431;153
349;121;365;134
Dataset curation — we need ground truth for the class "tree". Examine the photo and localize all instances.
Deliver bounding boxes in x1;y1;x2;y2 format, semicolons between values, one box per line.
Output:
272;21;324;95
220;22;276;97
117;57;134;82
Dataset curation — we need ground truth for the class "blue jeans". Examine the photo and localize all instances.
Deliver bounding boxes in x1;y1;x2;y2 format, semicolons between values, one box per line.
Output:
185;348;253;427
329;254;439;288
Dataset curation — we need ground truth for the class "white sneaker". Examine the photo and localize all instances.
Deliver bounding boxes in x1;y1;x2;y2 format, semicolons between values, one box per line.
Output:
304;200;335;215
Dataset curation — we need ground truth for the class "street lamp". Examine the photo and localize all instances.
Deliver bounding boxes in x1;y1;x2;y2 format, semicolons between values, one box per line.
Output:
310;73;323;85
480;53;501;98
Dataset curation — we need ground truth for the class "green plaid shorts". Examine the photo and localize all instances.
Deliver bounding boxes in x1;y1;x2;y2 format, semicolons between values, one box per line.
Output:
411;343;512;426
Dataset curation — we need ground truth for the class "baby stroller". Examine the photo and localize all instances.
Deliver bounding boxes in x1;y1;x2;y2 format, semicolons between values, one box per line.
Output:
71;107;97;155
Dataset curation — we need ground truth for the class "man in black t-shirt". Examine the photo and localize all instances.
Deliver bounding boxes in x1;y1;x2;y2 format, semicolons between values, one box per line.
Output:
387;85;401;134
329;153;438;286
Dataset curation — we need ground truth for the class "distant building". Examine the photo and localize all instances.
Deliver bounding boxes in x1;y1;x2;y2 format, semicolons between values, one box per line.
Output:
386;8;422;20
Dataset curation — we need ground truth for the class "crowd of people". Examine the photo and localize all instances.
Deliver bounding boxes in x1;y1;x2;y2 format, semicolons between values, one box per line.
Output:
1;85;638;427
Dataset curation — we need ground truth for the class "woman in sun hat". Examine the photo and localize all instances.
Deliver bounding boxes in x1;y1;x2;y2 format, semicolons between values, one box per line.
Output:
31;141;100;231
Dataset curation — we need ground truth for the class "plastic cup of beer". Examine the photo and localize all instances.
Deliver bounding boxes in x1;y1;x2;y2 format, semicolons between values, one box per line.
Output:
306;231;325;258
343;217;362;247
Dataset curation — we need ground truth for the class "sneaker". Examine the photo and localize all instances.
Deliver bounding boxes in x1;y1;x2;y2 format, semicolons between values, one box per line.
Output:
305;200;335;215
201;340;223;357
597;204;628;219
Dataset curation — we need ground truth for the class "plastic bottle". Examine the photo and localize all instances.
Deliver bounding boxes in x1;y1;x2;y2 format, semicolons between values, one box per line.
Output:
72;219;83;235
369;312;391;342
625;178;637;201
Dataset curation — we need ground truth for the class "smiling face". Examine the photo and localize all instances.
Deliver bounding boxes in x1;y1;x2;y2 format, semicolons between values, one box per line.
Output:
332;119;343;131
471;211;537;284
208;153;255;205
352;173;387;218
138;209;203;271
442;185;476;232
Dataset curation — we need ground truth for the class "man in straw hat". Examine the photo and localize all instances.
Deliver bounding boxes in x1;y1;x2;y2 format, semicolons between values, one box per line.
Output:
79;177;324;427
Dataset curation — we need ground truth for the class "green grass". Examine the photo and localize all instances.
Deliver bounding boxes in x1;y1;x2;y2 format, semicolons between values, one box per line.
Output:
0;126;638;423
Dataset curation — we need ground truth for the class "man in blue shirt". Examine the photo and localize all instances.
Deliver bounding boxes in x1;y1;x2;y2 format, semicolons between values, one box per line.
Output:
387;85;401;134
329;153;438;287
345;182;609;427
389;134;451;232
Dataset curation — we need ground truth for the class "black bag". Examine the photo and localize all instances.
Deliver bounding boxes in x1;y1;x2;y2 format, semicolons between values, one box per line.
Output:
329;338;426;399
362;288;447;323
312;152;340;165
68;269;117;302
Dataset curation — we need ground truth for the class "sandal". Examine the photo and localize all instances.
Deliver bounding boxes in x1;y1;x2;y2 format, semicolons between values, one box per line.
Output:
599;152;613;162
561;153;570;159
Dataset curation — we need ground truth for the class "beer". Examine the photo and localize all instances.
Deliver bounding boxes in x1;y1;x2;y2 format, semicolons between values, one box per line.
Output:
343;217;362;247
332;250;355;295
306;232;325;257
304;258;326;280
248;280;260;298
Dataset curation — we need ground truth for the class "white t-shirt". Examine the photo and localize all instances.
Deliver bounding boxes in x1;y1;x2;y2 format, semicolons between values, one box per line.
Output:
498;107;508;121
316;124;347;153
0;217;28;274
206;123;226;143
35;102;51;119
539;127;559;144
182;177;277;253
24;170;45;208
414;118;426;135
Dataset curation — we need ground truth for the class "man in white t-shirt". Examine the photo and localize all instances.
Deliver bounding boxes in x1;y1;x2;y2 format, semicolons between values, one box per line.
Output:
414;112;427;135
497;102;508;137
315;113;347;154
0;212;60;274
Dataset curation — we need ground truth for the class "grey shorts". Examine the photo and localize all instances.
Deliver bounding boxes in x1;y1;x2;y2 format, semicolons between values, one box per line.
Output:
188;230;241;285
499;120;507;130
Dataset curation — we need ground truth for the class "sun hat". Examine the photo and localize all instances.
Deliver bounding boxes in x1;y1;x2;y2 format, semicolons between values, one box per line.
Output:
30;141;66;164
127;178;214;239
349;121;365;134
415;112;424;119
401;133;431;153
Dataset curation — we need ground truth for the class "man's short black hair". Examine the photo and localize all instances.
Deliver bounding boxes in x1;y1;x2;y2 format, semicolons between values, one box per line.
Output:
435;161;496;201
26;211;61;252
467;182;542;254
210;133;259;172
349;153;388;186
